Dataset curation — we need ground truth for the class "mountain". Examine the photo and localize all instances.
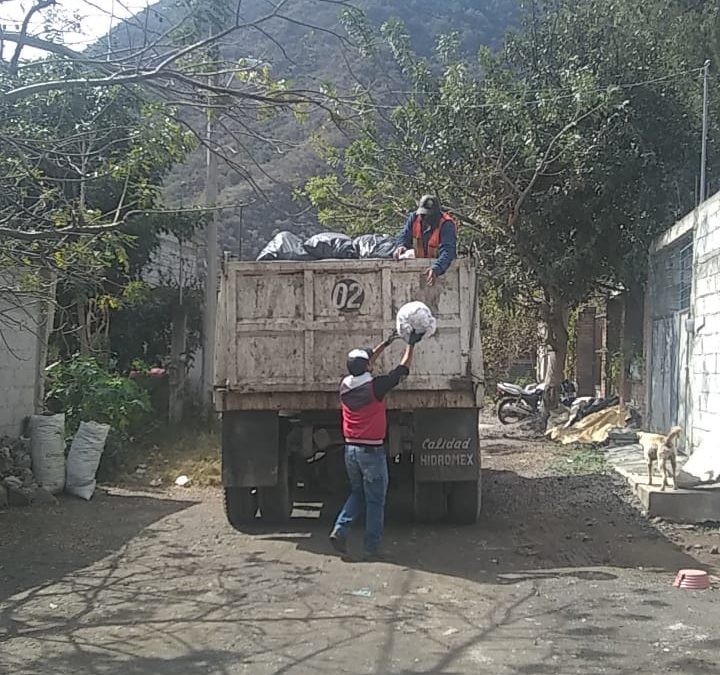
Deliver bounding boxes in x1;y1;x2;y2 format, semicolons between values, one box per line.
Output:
114;0;522;257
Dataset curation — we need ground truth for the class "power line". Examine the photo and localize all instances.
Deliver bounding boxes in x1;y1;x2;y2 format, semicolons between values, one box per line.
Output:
367;66;706;111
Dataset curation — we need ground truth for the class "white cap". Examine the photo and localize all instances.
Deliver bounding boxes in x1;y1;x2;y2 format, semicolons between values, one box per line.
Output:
348;348;371;361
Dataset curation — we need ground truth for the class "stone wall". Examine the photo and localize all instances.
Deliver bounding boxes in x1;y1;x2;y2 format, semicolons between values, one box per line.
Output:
0;295;41;437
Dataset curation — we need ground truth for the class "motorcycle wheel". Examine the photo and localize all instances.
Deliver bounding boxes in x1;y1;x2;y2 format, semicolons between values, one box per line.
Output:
497;397;528;425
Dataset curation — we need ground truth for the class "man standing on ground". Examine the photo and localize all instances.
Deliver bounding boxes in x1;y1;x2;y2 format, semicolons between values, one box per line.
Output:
329;332;421;560
394;194;458;286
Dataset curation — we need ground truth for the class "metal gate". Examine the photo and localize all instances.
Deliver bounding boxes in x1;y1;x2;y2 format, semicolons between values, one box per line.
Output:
648;234;693;437
650;316;680;432
649;312;690;434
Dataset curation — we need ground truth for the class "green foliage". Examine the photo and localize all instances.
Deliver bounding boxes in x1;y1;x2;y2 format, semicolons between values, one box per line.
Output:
312;1;719;286
0;79;193;236
550;445;609;476
145;0;522;257
0;64;198;352
45;356;153;439
109;288;204;372
564;307;581;379
306;0;720;386
480;287;539;387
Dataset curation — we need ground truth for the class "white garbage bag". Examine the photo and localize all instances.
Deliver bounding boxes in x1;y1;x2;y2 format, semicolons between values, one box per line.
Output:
396;301;437;343
65;421;110;500
29;414;66;494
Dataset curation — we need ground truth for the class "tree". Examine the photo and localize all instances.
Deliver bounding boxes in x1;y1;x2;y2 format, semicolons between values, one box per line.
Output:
307;0;718;407
0;0;361;402
0;65;196;350
0;0;357;294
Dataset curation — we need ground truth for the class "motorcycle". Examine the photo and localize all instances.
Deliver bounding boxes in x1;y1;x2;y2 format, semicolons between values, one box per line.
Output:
495;379;577;425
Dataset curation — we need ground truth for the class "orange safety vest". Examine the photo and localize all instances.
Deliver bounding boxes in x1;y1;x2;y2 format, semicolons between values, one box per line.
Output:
412;212;457;259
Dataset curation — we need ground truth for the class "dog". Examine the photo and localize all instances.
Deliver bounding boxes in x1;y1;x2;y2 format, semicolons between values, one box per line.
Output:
639;426;683;491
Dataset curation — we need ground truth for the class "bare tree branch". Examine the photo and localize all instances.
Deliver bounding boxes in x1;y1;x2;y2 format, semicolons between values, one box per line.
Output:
7;0;57;76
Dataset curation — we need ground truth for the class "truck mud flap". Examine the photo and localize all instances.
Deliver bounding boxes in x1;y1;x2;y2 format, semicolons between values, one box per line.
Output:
222;411;279;488
413;408;479;483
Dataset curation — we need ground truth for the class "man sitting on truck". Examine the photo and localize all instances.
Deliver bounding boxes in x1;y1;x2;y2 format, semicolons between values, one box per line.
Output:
329;331;422;561
393;194;458;286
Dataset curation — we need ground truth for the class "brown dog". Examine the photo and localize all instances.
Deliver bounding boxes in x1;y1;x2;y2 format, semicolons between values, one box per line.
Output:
639;426;683;491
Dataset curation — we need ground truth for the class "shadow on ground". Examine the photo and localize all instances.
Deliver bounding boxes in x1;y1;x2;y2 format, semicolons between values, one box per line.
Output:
254;469;700;582
0;489;196;603
1;468;717;675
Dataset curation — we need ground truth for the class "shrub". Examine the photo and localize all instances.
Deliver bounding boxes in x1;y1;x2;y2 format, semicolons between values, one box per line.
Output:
45;355;153;439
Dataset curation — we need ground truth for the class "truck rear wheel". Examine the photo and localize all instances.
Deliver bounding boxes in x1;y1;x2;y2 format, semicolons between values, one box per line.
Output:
225;487;257;529
413;482;447;523
447;479;481;524
258;448;293;523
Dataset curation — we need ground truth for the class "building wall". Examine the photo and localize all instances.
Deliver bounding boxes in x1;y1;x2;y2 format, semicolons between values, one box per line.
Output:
0;296;40;437
646;210;696;435
688;195;720;472
141;232;205;396
143;232;203;289
575;307;597;397
647;191;720;483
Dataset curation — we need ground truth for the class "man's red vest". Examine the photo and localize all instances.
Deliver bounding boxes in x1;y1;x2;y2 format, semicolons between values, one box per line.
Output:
412;212;457;259
340;374;386;445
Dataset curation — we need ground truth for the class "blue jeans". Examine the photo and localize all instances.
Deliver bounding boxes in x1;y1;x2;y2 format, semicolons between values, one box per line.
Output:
333;445;389;553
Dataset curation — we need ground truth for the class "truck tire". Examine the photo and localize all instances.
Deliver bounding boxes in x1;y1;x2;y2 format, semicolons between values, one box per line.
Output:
447;479;481;524
258;448;293;523
225;487;257;530
413;481;447;523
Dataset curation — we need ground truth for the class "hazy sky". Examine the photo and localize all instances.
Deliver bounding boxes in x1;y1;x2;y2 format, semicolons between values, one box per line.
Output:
0;0;156;55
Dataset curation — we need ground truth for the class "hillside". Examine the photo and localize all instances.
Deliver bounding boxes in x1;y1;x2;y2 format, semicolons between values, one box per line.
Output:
115;0;522;257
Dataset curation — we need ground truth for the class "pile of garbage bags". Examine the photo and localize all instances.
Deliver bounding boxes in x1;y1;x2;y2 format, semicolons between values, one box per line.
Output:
257;231;397;262
547;394;642;446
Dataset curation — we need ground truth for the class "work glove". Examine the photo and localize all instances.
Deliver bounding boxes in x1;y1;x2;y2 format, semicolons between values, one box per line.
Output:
383;330;402;347
408;330;425;345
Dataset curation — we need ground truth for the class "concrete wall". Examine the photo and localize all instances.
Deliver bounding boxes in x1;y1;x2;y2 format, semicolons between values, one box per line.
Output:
575;307;597;397
686;194;720;481
0;295;41;437
647;191;720;483
142;232;205;395
143;232;202;289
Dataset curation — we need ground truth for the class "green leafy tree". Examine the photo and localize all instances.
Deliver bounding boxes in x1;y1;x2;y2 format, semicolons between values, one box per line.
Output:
307;0;719;404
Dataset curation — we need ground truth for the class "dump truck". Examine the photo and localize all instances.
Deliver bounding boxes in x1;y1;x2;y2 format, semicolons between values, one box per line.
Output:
214;257;484;527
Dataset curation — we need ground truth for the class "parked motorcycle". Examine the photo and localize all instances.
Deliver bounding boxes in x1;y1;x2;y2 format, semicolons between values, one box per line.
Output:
495;380;577;425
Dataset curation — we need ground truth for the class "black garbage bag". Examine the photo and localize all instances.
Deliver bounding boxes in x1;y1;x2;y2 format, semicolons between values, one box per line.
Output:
354;234;397;259
256;231;309;261
303;232;358;260
576;394;620;422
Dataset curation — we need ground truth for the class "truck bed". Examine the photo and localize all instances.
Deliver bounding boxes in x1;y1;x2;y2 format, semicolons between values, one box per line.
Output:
214;258;483;411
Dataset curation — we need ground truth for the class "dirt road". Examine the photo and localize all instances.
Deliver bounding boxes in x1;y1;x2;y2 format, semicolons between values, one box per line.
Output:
1;431;719;674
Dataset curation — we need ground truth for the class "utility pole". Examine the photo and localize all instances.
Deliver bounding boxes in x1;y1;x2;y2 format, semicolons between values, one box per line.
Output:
201;34;220;413
700;60;711;204
238;205;244;260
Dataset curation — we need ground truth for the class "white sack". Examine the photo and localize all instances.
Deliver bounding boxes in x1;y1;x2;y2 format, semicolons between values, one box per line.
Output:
396;301;437;343
66;421;110;500
29;414;66;494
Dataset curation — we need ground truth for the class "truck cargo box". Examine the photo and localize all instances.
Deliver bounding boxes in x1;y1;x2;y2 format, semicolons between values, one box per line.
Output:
214;258;483;411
